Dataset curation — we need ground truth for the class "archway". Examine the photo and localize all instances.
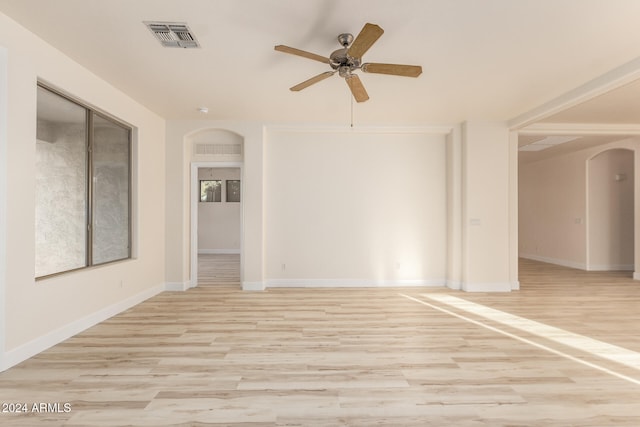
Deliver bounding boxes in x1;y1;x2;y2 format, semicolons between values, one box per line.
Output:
186;128;244;287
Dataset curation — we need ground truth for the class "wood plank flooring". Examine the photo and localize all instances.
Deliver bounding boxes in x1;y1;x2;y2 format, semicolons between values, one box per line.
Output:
0;258;639;426
198;254;240;286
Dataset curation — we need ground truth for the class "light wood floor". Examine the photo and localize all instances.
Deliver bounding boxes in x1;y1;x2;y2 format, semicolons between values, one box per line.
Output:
0;258;639;426
198;253;240;286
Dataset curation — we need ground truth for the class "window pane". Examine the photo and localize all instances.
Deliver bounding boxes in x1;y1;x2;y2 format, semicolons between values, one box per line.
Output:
226;180;241;202
200;180;221;202
35;86;88;277
92;115;130;265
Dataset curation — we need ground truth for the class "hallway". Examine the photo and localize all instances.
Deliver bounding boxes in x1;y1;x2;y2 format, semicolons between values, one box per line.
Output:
198;253;240;286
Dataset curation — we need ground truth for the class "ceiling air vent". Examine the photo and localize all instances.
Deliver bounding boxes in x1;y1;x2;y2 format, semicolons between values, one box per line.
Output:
144;21;200;48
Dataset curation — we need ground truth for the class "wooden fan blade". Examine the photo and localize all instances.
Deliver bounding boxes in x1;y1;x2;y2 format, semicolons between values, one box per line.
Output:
347;23;384;59
361;63;422;77
345;74;369;103
274;45;330;63
290;71;335;91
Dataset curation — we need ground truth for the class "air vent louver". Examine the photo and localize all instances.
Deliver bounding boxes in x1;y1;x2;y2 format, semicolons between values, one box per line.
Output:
195;143;243;156
144;21;200;48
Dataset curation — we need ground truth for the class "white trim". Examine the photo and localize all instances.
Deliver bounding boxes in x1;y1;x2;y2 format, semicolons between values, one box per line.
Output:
190;161;243;288
461;282;513;292
165;281;190;291
198;249;240;255
634;272;640;281
1;283;164;372
446;280;462;290
242;281;265;291
265;278;445;288
509;55;640;129
587;264;635;272
519;123;640;136
520;253;586;270
265;124;455;135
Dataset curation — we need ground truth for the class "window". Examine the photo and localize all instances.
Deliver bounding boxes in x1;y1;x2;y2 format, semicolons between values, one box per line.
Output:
200;180;222;202
35;84;131;278
226;180;241;202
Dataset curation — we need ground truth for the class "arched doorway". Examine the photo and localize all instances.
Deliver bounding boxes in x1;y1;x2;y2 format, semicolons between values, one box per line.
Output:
186;128;244;287
587;148;634;272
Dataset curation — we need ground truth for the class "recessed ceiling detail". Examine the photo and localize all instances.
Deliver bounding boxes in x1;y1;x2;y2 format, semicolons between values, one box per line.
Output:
519;135;582;152
144;21;200;48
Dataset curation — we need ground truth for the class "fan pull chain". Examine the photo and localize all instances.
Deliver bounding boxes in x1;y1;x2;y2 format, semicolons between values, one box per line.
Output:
350;94;354;128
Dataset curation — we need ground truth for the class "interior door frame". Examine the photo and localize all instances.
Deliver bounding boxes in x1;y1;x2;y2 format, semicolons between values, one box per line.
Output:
190;161;243;288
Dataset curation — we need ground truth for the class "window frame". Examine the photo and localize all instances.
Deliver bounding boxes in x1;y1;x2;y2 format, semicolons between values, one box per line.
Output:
36;82;133;280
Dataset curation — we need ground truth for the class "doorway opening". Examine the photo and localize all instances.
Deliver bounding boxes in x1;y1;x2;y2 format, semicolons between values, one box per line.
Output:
196;166;241;286
190;162;243;288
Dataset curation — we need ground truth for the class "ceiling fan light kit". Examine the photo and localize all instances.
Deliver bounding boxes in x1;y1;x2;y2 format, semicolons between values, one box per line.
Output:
275;23;422;103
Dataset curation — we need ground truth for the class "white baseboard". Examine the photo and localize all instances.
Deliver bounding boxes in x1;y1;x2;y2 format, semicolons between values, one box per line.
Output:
522;254;634;272
1;283;165;372
520;254;586;270
587;264;634;272
634;272;640;281
198;249;240;255
165;281;190;291
446;280;462;290
242;281;265;291
265;278;445;288
461;282;514;292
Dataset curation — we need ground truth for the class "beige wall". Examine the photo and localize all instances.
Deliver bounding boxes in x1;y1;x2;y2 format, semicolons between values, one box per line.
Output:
519;137;638;271
164;122;517;292
519;149;588;268
0;12;166;369
588;148;634;270
461;122;515;291
264;129;447;286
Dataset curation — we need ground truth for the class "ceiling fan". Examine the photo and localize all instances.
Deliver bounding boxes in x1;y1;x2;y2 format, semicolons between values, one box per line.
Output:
275;23;422;103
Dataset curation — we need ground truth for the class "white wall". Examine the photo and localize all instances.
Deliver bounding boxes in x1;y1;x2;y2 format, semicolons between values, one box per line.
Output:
197;167;241;253
588;149;634;270
461;122;514;291
165;121;518;292
519;137;639;271
264;128;447;286
519;149;587;268
0;12;166;369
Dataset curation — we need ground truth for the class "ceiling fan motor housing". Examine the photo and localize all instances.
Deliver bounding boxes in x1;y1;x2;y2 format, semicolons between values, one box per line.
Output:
330;49;361;75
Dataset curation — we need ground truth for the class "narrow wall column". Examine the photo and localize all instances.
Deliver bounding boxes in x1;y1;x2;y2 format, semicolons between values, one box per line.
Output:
509;131;519;289
0;47;7;368
461;122;514;291
635;149;640;280
446;126;462;289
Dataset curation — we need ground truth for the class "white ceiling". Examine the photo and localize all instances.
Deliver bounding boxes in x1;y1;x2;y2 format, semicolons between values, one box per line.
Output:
2;0;640;134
